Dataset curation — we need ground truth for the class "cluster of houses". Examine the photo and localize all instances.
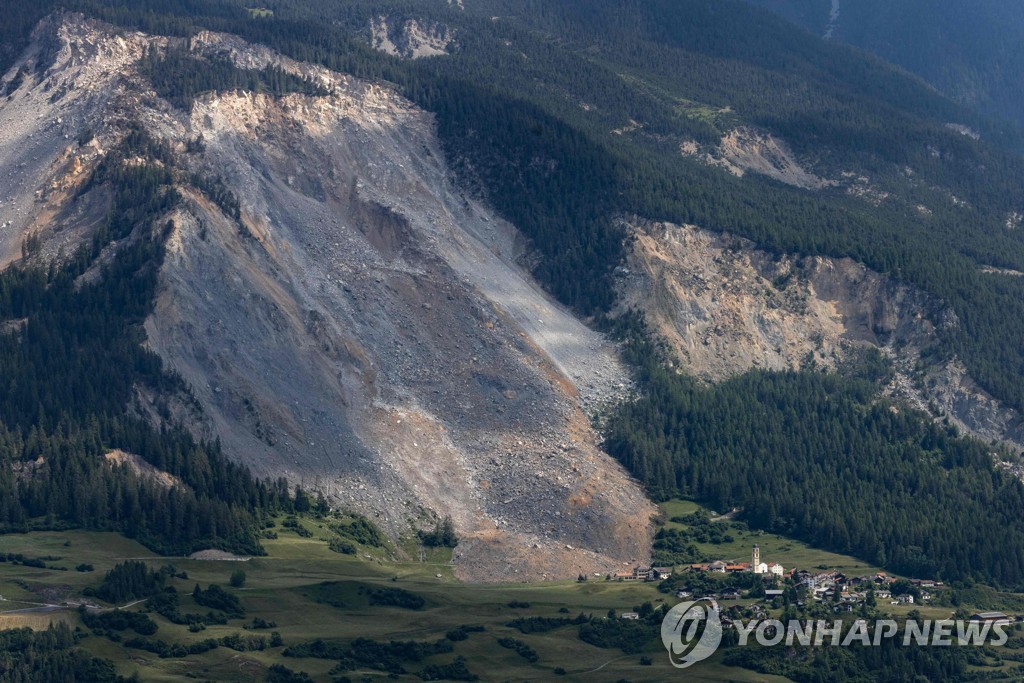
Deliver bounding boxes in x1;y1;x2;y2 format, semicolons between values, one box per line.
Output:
612;546;787;583
794;570;942;609
610;544;1024;625
612;565;674;582
612;544;961;618
685;544;785;578
670;570;946;615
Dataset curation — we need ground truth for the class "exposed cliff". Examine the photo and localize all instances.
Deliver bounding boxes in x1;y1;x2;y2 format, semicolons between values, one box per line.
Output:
618;219;1024;453
370;16;454;59
681;127;833;190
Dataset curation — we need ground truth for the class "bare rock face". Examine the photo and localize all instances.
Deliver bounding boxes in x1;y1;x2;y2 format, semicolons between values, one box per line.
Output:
617;220;931;379
370;16;454;59
0;14;653;581
681;127;833;190
0;14;151;266
618;219;1024;453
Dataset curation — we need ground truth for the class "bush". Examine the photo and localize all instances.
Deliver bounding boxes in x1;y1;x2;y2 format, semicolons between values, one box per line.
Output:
267;664;314;683
80;608;158;636
332;516;386;548
123;636;218;658
329;539;357;555
445;625;485;641
419;656;478;681
192;584;245;618
286;637;452;673
507;615;589;633
246;617;277;630
365;586;425;610
229;570;246;588
282;517;313;538
578;619;658;654
497;637;539;663
219;633;267;652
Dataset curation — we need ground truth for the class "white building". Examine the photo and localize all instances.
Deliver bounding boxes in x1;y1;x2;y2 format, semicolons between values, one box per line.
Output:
750;545;784;577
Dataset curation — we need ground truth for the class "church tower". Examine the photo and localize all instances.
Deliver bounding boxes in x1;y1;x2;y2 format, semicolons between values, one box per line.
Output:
752;544;761;569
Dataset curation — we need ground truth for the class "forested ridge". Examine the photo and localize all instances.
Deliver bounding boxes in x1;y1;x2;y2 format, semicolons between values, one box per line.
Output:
745;0;1024;128
139;44;327;109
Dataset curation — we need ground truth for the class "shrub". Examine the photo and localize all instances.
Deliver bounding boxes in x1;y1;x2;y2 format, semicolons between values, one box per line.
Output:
192;584;245;618
229;570;246;588
497;637;539;663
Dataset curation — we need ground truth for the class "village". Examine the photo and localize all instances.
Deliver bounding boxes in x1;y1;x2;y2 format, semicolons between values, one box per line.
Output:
609;544;975;622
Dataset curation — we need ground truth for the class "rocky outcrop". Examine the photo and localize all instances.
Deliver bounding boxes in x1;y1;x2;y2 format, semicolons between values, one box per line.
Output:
370;16;454;59
0;14;653;581
105;450;183;490
681;127;833;190
618;219;1024;453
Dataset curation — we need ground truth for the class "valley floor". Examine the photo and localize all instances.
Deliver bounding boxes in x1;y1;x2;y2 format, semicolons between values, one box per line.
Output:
2;501;1023;681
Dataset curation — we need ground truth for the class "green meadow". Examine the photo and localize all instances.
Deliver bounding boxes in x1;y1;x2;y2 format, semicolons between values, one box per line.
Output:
0;502;1020;681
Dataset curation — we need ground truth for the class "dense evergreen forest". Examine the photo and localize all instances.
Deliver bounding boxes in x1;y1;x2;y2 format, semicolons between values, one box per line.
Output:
745;0;1024;128
605;321;1024;586
0;624;128;682
3;0;1024;591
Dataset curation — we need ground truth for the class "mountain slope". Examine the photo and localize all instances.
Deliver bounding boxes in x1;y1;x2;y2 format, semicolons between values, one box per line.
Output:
617;219;1024;452
746;0;1024;127
4;0;1024;590
0;14;653;581
30;3;1024;425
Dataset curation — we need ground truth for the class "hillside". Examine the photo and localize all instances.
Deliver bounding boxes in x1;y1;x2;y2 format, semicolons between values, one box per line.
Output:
1;0;1024;602
746;0;1024;127
5;1;1024;680
0;13;652;582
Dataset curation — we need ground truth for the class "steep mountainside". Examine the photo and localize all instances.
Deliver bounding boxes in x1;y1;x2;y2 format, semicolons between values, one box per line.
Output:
0;14;652;581
745;0;1024;127
4;0;1024;593
618;220;1024;452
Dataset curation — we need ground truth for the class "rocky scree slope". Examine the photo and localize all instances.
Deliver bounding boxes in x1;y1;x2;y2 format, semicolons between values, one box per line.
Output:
0;14;652;581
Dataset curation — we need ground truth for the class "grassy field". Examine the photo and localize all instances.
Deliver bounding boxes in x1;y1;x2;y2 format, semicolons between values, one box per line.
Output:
0;511;788;682
1;503;1021;681
659;499;888;576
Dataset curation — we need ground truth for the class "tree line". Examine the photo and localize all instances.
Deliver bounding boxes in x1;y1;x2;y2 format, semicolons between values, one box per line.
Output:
605;319;1024;587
